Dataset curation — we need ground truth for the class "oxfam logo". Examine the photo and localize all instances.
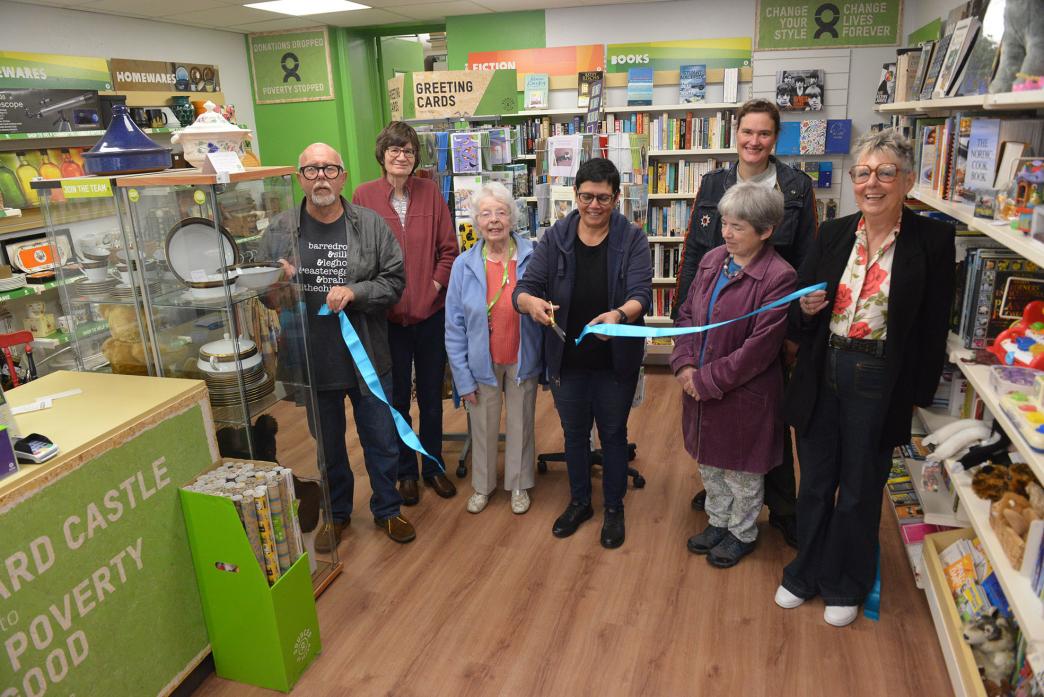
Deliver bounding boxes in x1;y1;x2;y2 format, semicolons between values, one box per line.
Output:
293;628;313;662
610;54;650;65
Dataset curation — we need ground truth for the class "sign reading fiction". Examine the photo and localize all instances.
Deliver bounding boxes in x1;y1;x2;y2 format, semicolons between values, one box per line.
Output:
248;28;334;104
756;0;902;49
465;45;604;76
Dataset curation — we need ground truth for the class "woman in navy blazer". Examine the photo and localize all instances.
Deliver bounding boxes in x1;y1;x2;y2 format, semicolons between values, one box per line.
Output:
776;130;955;626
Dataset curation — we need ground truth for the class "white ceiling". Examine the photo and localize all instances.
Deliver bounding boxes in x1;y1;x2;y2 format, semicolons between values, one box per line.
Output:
10;0;663;32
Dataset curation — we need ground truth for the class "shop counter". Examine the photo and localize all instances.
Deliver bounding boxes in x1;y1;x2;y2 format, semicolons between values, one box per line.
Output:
1;371;217;697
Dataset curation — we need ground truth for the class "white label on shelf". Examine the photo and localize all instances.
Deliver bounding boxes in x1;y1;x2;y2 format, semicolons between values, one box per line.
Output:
202;152;244;180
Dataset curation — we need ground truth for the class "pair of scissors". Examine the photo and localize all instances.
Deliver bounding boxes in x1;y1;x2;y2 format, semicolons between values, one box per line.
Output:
548;303;567;342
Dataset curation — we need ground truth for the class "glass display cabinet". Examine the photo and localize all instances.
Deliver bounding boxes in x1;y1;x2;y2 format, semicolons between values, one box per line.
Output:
34;167;341;592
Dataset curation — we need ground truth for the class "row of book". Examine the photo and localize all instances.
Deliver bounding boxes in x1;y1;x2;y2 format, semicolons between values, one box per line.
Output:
776;119;851;156
644;111;737;152
793;160;834;189
954;245;1044;350
649;288;677;318
524;66;740;111
647;158;723;195
652;242;682;279
648;201;692;237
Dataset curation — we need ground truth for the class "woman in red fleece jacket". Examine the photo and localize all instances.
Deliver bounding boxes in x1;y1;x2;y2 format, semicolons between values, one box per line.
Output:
353;121;460;504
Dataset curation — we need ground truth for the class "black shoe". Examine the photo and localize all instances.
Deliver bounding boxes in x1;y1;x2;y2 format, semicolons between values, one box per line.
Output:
552;502;594;538
687;524;728;554
601;507;625;549
424;473;457;498
691;489;706;511
707;532;756;568
769;512;798;549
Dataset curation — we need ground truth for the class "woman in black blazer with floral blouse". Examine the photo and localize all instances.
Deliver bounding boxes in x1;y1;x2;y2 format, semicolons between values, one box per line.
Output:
775;130;955;627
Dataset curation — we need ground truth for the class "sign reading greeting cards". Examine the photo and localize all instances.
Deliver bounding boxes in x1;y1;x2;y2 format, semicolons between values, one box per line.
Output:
756;0;903;49
403;70;518;120
248;28;334;104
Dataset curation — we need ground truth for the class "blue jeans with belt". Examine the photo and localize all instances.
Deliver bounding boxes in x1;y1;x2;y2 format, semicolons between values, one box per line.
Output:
550;368;639;510
783;346;892;606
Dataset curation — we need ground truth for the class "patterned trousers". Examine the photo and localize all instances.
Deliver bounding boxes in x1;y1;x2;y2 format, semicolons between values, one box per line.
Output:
699;464;765;543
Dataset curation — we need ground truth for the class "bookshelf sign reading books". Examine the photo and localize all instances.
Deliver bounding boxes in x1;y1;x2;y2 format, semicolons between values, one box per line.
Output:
395;70;518;120
605;39;752;72
755;0;902;50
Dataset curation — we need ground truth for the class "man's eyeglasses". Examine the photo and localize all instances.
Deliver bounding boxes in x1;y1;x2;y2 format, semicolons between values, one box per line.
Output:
386;146;417;159
849;163;903;184
577;192;614;205
300;164;344;180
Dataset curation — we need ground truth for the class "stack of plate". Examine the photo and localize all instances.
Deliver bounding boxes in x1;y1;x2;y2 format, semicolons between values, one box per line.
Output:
111;280;161;299
205;362;274;408
71;276;118;300
0;274;26;292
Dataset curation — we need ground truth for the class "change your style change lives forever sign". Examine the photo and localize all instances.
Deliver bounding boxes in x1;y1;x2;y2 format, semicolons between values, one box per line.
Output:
756;1;902;50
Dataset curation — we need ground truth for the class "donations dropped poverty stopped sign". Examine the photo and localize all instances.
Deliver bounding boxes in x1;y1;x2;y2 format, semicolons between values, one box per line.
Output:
249;28;334;104
756;1;902;49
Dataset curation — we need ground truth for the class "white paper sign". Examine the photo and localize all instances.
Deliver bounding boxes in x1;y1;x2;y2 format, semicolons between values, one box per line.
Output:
202;152;245;182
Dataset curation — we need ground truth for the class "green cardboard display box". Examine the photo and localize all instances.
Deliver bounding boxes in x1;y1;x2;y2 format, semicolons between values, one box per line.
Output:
179;484;321;692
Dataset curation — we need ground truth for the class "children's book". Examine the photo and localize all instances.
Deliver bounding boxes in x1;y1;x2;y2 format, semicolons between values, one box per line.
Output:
679;64;706;104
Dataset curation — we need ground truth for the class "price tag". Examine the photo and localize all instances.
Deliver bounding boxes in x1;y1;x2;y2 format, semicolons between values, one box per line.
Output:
201;152;245;181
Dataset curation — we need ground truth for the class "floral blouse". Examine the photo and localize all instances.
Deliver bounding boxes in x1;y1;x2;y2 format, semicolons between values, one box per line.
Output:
829;216;900;340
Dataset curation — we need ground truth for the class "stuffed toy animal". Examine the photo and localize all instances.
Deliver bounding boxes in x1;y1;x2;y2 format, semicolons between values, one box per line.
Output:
990;0;1044;93
962;609;1016;691
972;464;1010;501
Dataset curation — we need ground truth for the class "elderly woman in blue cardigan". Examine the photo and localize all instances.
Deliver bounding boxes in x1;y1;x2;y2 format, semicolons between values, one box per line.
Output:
445;182;543;515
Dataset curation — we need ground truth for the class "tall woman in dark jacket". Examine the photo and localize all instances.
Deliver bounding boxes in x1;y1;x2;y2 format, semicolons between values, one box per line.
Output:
776;130;955;627
513;158;653;550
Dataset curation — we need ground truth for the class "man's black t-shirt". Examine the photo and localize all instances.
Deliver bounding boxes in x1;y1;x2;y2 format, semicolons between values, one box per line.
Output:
562;233;612;371
298;211;356;390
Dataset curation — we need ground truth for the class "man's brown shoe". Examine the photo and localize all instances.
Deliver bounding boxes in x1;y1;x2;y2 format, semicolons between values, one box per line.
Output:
398;479;420;506
314;519;347;554
374;514;416;543
424;473;457;498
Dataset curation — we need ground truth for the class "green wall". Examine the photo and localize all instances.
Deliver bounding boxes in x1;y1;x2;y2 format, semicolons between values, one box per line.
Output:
445;11;545;70
380;37;425;120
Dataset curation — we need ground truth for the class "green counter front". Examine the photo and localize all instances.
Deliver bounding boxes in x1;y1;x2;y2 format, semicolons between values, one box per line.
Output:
0;371;218;697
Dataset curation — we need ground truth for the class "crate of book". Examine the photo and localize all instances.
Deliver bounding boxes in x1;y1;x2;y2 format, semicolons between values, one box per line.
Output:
180;459;321;693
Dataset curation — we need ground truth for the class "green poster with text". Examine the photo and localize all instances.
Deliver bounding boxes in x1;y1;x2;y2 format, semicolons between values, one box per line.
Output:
248;28;334;104
756;1;902;50
0;407;212;697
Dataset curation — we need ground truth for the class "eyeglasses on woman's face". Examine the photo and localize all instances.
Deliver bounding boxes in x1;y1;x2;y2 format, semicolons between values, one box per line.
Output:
386;146;417;160
848;163;903;184
477;208;511;221
577;192;614;205
299;164;344;180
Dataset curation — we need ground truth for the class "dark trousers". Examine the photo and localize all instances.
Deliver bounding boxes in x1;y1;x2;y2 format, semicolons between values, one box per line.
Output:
550;368;639;510
313;373;403;523
783;348;892;606
764;366;797;516
388;309;447;480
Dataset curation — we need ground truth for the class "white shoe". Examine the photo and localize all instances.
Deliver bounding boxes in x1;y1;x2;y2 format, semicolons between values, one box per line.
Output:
466;493;489;513
824;605;859;627
511;489;530;514
774;585;804;609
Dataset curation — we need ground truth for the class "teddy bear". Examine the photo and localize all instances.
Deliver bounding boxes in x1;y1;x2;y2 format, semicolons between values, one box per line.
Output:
990;491;1040;568
962;609;1016;693
990;0;1044;93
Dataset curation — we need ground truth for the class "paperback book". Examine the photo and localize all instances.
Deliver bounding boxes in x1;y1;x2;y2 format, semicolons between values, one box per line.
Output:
875;63;897;104
524;73;549;110
577;70;603;109
627;67;654;106
679;64;706;104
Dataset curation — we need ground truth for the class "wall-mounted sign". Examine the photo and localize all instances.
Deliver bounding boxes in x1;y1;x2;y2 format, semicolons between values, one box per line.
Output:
0;89;102;135
110;58;220;93
756;0;903;50
0;51;111;90
388;74;404;122
466;45;604;76
605;38;752;73
399;70;518;120
248;28;334;104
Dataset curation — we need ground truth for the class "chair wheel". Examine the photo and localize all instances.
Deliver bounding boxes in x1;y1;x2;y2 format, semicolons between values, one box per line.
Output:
537;459;548;473
634;475;646;489
627;444;637;461
455;465;467;478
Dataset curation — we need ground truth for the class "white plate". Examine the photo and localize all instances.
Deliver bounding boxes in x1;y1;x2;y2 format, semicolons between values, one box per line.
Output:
164;217;240;285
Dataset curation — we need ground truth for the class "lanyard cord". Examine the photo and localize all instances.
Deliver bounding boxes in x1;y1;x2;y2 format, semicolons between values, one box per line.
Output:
483;238;516;317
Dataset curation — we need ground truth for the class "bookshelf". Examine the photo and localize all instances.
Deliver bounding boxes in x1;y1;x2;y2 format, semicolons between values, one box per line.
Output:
649;148;734;158
875;91;1044;115
605;102;744;114
648;193;696;200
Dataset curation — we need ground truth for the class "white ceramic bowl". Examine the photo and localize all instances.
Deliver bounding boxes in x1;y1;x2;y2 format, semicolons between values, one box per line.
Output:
232;263;281;290
197;334;261;373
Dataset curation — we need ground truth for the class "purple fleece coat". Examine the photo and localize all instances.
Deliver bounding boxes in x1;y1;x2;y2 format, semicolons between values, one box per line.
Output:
670;244;796;474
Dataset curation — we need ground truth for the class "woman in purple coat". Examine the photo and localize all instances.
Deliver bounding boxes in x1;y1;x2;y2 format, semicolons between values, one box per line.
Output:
671;182;797;568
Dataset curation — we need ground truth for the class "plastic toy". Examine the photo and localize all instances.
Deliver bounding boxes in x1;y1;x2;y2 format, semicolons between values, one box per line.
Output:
1000;391;1044;451
990;300;1044;369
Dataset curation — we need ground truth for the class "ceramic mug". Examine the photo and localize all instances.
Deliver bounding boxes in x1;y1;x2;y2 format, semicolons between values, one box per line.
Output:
146;109;167;128
129;107;150;129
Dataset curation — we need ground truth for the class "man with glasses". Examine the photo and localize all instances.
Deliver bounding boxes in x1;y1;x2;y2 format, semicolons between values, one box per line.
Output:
354;122;460;508
281;142;415;549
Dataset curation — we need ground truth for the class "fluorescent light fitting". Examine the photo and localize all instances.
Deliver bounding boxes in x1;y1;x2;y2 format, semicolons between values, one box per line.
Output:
245;0;370;16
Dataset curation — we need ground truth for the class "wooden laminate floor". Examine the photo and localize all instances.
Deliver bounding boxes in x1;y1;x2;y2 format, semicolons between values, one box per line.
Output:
195;370;952;697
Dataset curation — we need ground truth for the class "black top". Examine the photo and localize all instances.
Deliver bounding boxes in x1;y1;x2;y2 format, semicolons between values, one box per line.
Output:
562;232;612;370
298;211;357;390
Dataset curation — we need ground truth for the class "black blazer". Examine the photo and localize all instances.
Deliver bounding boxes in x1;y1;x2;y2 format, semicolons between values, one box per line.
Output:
784;207;956;448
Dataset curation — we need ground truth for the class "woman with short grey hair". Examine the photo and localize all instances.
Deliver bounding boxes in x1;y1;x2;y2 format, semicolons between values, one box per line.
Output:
852;129;916;174
445;182;542;514
672;182;797;569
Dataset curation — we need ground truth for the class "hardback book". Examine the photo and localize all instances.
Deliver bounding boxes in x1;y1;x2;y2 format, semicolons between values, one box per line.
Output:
818;161;833;188
961;118;1001;197
946;21;983;96
875;63;897;104
799;120;826;155
776;121;801;155
895;47;923;102
627;67;654;106
723;68;739;103
920;35;951;101
524;73;549;110
679;64;707;104
947;116;973;201
825;119;852;154
911;40;936;100
934;17;980;98
956;0;1005;95
577;70;603;109
918;122;944;188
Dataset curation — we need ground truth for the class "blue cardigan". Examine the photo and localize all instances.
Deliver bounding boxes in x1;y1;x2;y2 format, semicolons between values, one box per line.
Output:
512;209;653;382
445;233;543;396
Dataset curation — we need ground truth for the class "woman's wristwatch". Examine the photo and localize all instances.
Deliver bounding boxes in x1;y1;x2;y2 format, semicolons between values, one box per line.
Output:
614;307;628;323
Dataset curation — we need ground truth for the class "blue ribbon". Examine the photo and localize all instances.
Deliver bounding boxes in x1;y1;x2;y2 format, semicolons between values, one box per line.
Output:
319;305;442;470
864;546;881;621
575;282;828;344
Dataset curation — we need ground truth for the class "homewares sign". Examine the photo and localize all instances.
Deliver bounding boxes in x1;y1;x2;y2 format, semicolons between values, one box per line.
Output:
248;28;334;104
756;1;902;49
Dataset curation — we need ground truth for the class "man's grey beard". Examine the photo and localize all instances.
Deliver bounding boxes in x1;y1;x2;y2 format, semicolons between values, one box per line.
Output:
310;188;337;207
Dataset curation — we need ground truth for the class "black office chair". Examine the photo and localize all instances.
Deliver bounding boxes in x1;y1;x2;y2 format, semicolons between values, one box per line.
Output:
536;428;645;488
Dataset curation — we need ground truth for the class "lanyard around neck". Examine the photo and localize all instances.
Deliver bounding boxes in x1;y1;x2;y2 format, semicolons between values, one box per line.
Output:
483;238;516;316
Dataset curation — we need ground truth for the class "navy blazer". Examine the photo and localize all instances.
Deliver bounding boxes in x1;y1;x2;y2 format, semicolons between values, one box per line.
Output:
512;209;653;382
784;207;956;448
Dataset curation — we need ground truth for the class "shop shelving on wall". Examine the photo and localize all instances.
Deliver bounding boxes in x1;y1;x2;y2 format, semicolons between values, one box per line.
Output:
876;92;1044;116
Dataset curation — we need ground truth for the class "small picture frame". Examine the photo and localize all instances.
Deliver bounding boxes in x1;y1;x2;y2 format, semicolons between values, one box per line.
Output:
974;190;998;219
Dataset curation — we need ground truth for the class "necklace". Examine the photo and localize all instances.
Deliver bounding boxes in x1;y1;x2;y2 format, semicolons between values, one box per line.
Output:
722;255;742;279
